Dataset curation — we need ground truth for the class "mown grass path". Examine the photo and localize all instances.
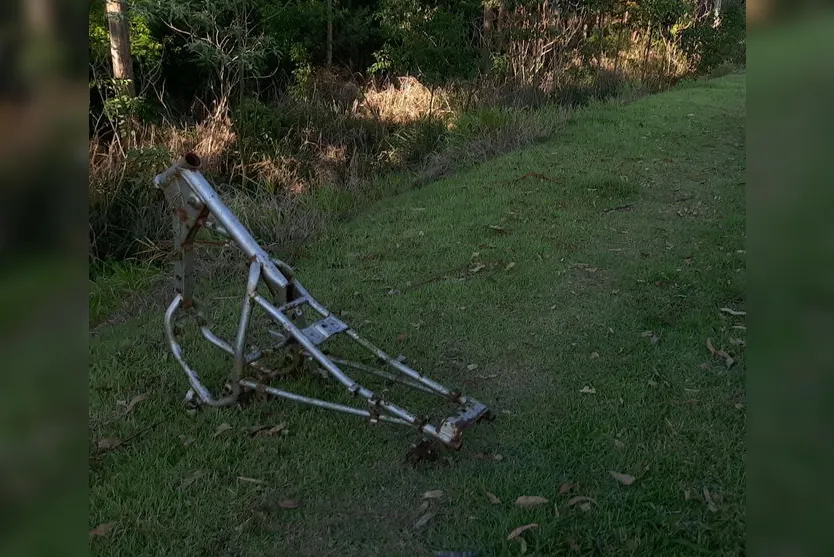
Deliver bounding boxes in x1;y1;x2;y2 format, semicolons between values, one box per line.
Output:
90;73;745;556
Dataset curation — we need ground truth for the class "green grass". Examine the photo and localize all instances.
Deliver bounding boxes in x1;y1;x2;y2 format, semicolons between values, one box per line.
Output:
89;73;746;556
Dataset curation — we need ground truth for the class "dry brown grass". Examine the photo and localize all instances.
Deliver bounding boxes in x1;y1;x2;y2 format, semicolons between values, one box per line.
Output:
360;76;455;123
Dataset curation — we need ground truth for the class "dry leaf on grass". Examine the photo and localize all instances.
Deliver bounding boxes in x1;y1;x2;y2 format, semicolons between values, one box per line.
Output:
179;470;206;491
213;423;233;437
237;476;267;485
558;481;575;495
423;490;444;499
473;452;503;461
706;338;735;368
485;491;501;504
614;439;625;449
507;523;538;540
257;424;286;437
504;262;516;271
277;499;301;509
488;225;508;233
97;438;120;450
470;263;486;273
567;496;597;507
610;471;636;486
515;495;548;507
703;488;718;512
89;522;116;538
466;364;479;371
579;386;596;394
719;307;746;316
414;512;435;529
590;352;600;360
418;501;429;513
124;393;148;414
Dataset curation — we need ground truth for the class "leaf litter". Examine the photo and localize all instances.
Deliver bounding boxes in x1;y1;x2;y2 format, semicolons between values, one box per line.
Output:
706;338;735;368
610;471;636;486
515;495;548;507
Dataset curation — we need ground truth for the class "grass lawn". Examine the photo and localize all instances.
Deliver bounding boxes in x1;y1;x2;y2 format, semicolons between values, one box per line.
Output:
89;72;746;556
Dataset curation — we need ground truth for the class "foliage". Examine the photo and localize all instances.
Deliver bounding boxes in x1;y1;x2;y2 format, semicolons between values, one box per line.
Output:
373;0;482;84
88;0;746;266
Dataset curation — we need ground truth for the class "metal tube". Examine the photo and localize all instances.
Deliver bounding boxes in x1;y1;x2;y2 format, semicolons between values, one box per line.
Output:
199;326;261;363
329;358;442;397
179;169;288;293
344;329;454;398
230;262;261;390
164;295;236;407
238;380;411;426
253;294;442;438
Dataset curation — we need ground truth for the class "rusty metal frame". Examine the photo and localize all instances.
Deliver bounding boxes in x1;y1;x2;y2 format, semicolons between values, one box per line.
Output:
154;153;491;451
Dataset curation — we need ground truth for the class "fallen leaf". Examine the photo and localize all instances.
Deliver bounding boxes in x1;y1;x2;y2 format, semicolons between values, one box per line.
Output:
179;469;205;491
590;351;600;360
213;423;233;437
466;363;479;371
259;424;286;437
515;495;548;507
703;488;718;512
614;439;625;449
470;263;486;273
719;307;746;316
418;501;429;513
97;438;120;450
179;435;194;446
246;425;269;436
237;476;267;485
507;523;539;540
125;393;148;414
423;490;444;499
278;499;301;509
554;502;560;517
89;522;116;538
735;402;744;410
486;491;502;504
558;481;575;494
473;452;503;461
488;225;507;233
519;538;528;554
567;496;597;507
706;338;734;368
579;502;592;512
610;471;636;486
504;262;516;271
579;386;596;394
414;512;435;529
477;373;498;380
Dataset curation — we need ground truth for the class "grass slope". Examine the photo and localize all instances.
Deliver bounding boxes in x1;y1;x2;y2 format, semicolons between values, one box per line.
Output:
90;73;746;557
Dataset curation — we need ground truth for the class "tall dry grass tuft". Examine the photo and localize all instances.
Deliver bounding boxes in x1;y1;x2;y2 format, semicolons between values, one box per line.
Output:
361;77;454;123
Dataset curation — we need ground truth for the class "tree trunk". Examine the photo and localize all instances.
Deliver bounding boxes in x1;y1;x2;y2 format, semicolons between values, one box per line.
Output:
642;22;653;81
105;0;135;97
326;0;333;67
483;2;495;47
